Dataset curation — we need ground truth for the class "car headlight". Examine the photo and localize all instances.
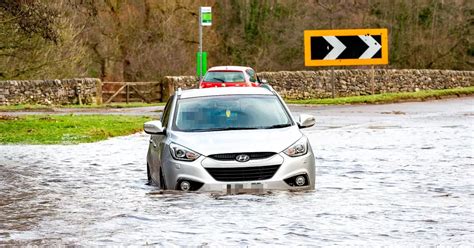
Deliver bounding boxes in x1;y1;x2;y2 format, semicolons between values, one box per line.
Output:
169;143;201;161
283;136;308;157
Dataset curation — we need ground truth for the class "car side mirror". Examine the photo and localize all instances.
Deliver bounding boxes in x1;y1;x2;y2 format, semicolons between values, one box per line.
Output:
259;78;268;84
297;114;315;129
144;120;165;135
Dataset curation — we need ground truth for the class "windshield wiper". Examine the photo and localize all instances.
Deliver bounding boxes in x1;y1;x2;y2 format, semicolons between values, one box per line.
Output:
263;123;292;129
185;127;259;132
183;125;290;132
211;77;225;82
207;127;260;131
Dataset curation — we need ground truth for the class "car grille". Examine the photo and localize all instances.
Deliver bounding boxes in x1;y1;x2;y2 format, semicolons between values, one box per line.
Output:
208;152;276;161
205;165;281;182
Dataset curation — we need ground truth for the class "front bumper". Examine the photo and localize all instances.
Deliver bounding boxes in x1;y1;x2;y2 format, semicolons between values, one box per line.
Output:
162;152;315;192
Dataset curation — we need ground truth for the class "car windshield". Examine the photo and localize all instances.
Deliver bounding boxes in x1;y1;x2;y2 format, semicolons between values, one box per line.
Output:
203;71;245;82
173;95;293;132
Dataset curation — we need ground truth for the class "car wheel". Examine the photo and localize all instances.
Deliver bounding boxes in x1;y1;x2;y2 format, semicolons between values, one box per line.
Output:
147;163;151;183
159;167;167;190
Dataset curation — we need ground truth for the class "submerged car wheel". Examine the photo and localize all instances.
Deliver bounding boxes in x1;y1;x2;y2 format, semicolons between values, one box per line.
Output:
159;167;167;190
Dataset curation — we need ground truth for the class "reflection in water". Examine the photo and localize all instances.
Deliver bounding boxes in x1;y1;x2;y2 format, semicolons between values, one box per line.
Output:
1;99;473;245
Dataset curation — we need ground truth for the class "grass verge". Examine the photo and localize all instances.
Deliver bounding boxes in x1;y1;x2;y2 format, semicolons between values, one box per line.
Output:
285;87;474;105
0;115;152;144
0;102;166;112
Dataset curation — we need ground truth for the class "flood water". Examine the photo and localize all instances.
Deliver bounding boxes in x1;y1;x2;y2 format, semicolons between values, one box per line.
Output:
1;98;473;246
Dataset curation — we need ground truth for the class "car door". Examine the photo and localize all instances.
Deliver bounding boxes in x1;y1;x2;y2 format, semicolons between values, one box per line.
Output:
149;95;174;184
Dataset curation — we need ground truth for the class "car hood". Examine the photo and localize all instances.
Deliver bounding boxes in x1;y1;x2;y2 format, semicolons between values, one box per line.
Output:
169;126;303;156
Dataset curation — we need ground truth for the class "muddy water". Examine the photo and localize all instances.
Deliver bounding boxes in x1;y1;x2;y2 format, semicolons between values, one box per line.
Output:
1;98;473;246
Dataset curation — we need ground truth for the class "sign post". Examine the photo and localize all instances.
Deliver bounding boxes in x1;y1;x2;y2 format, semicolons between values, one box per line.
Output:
198;7;212;81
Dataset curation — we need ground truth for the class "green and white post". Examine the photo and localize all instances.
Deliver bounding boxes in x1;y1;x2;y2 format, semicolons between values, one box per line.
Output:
198;6;212;82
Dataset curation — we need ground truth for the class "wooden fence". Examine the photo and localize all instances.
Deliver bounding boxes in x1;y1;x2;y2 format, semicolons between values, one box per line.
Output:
102;82;162;103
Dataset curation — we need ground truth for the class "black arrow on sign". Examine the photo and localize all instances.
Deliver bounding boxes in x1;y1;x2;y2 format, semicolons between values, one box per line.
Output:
310;35;382;60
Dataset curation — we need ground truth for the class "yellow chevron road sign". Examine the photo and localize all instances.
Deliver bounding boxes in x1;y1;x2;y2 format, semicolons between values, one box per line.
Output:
304;28;389;66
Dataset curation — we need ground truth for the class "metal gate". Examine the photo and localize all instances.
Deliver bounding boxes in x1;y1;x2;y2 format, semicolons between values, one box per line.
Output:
102;82;162;103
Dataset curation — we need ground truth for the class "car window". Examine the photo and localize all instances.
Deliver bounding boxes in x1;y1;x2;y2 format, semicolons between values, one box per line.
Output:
161;95;174;128
173;95;292;132
203;71;245;82
246;69;257;82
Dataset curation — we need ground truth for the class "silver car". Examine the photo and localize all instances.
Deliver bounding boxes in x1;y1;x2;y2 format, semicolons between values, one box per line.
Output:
144;86;316;192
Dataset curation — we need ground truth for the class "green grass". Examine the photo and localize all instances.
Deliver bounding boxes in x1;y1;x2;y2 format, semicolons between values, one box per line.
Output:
0;115;152;144
285;87;474;105
0;102;166;111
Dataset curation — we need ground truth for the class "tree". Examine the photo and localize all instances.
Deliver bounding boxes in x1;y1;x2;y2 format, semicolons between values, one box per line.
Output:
0;0;89;79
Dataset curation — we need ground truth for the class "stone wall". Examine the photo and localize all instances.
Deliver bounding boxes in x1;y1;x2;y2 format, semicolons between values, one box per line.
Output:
0;78;102;105
166;69;474;99
1;70;472;105
161;76;198;102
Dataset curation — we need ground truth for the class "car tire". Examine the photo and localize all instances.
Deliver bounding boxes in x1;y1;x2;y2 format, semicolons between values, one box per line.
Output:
159;167;167;190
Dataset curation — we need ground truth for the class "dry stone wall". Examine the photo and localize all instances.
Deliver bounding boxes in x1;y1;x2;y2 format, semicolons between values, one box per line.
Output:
167;69;473;99
0;78;102;105
1;70;472;105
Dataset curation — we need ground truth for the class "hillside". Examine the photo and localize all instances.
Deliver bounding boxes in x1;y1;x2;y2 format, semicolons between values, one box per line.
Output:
0;0;472;81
